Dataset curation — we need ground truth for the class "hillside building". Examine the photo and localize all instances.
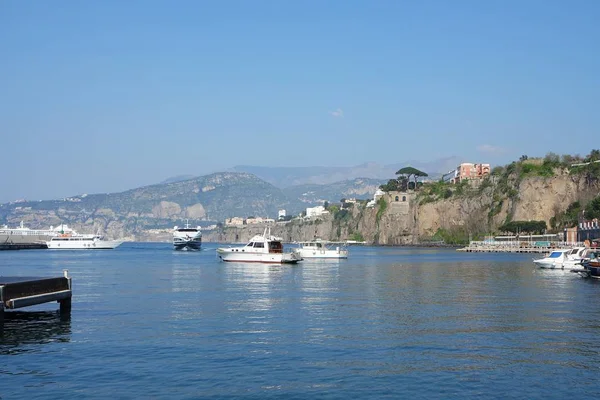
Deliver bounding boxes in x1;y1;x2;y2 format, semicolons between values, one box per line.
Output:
246;217;275;225
444;163;491;183
306;205;329;218
225;217;244;226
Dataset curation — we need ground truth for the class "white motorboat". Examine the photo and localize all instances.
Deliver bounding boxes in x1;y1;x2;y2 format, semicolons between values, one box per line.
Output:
293;239;348;259
533;248;587;269
216;227;301;264
46;226;123;249
173;221;202;250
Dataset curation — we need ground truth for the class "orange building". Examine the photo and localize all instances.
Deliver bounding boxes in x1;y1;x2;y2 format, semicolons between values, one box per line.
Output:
452;163;491;183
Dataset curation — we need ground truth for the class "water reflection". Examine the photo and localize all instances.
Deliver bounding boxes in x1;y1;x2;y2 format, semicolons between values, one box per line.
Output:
0;311;71;355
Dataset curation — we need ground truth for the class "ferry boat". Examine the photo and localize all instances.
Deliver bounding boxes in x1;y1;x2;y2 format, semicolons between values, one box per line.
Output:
46;226;123;250
0;221;56;236
173;221;202;250
293;239;348;259
216;227;301;264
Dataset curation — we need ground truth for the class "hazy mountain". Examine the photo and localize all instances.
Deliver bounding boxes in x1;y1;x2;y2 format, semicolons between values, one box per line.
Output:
232;157;461;187
159;174;196;184
282;178;386;205
0;172;386;234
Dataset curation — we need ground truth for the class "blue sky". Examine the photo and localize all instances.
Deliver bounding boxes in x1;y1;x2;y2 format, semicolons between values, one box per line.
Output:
1;0;599;202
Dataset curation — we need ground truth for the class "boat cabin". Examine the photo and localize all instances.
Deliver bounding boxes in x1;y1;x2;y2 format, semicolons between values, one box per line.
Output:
245;239;283;253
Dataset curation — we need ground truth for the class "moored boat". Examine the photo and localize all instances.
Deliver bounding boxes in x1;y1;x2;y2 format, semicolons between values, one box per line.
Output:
533;247;588;269
173;221;202;250
575;250;600;278
293;239;348;259
216;227;301;264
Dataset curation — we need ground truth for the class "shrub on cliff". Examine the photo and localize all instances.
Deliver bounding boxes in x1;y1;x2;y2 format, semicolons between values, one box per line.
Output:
498;220;547;234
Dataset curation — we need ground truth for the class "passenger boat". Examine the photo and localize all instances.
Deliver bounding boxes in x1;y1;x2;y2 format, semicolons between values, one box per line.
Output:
216;227;301;264
46;227;123;250
293;239;348;259
173;221;202;250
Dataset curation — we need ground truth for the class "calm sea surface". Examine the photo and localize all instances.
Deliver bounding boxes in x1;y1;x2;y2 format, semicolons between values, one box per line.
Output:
2;243;600;399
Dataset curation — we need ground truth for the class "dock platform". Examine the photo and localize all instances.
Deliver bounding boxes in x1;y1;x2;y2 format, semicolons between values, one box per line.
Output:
1;271;72;330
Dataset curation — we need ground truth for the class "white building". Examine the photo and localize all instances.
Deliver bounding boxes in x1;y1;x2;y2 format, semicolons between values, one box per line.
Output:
306;205;329;218
278;209;287;220
366;188;385;208
246;217;275;225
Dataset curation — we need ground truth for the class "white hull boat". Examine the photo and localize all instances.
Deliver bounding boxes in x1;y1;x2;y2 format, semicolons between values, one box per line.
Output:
173;221;202;250
293;239;348;259
533;247;588;269
217;227;301;264
46;235;123;249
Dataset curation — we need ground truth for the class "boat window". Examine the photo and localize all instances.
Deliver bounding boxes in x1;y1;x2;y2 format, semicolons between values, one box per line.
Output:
317;243;322;248
548;252;563;258
253;242;264;248
269;241;283;253
247;242;254;247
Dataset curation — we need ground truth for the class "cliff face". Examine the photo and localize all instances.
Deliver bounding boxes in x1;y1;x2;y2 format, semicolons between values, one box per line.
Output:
3;170;597;243
205;173;600;244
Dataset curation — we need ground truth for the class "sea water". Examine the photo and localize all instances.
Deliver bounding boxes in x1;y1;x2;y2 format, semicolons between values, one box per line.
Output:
2;243;600;399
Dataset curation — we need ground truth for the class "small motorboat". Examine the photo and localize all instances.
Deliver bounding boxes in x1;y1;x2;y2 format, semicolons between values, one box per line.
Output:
216;226;301;264
533;249;573;269
293;239;348;259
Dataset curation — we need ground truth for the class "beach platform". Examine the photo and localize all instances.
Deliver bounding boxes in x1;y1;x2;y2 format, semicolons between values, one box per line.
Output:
0;271;72;330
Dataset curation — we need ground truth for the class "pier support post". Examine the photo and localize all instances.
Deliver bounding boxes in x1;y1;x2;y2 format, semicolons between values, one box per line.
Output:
59;297;71;316
1;303;4;332
59;270;72;318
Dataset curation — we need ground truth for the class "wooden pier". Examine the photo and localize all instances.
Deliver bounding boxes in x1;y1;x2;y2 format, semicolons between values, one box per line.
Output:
0;271;72;330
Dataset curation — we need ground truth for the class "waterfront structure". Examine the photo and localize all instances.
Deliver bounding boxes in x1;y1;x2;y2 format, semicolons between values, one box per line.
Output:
1;271;72;329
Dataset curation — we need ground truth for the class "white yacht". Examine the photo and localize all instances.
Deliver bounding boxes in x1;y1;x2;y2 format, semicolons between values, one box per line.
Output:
216;227;301;264
293;239;348;259
173;221;202;250
533;247;588;269
46;225;123;249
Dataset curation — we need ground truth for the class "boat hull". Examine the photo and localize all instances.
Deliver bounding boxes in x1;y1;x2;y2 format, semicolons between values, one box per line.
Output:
173;238;202;251
293;249;348;259
533;259;562;269
46;240;123;250
216;248;300;264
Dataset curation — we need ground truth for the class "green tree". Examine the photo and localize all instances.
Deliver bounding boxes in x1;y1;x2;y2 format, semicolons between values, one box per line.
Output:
586;196;600;220
395;166;428;189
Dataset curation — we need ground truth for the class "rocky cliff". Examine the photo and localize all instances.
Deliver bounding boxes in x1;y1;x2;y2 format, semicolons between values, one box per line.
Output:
204;171;600;245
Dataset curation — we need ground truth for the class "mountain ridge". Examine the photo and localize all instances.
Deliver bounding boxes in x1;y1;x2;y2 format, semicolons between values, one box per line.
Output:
0;172;385;238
